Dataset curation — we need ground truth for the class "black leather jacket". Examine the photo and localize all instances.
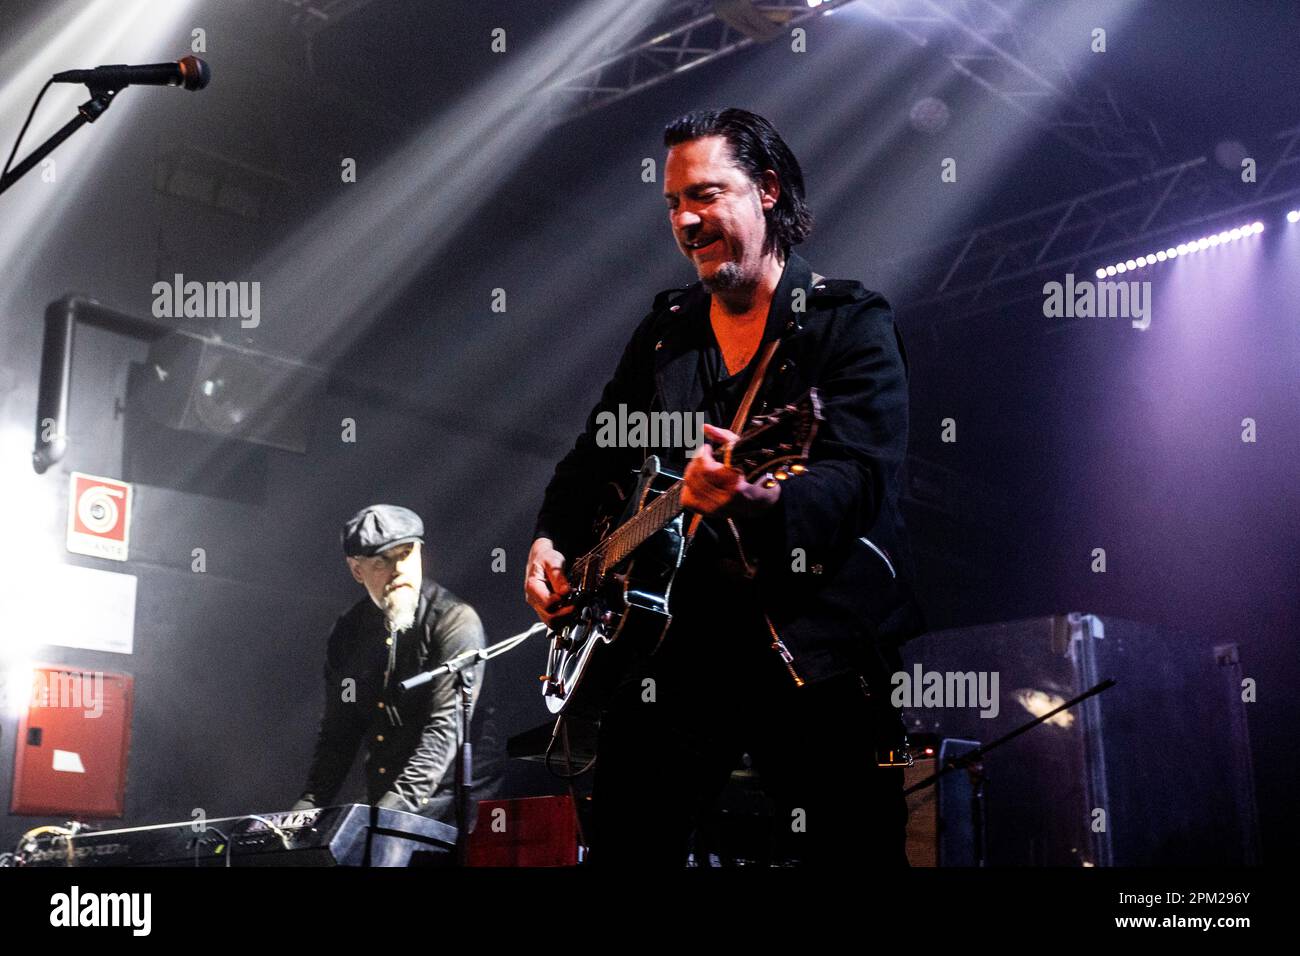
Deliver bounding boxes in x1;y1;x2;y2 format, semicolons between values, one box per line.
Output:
298;579;486;818
534;251;925;687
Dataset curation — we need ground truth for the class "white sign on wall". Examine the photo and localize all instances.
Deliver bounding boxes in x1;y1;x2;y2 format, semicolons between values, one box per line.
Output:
0;563;138;656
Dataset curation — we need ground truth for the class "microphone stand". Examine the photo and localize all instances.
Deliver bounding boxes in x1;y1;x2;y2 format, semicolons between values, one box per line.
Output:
0;83;118;197
398;622;547;866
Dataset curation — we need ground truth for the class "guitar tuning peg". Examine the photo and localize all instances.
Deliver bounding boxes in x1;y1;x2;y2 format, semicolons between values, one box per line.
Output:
762;476;778;489
790;463;806;474
774;470;789;481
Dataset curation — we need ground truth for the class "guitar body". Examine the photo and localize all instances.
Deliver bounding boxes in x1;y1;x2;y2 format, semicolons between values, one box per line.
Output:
542;456;685;717
540;392;823;719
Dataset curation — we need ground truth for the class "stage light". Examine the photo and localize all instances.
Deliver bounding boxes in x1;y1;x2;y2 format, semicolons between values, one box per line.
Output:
1095;268;1106;279
1287;210;1300;223
1213;139;1249;171
909;96;951;134
1014;689;1075;730
1094;220;1266;278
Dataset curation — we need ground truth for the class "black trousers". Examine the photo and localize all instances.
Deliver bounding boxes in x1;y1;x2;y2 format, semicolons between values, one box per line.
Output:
589;609;909;867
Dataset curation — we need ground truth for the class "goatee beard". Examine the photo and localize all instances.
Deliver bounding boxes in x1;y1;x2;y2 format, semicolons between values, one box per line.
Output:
700;261;749;293
383;587;418;633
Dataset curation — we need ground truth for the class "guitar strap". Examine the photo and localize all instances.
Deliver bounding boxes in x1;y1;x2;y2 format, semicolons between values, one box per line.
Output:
723;272;822;433
683;271;824;689
687;271;822;542
728;338;781;432
684;317;780;545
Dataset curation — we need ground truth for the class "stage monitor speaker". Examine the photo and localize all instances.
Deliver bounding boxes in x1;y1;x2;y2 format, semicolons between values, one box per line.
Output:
133;331;323;453
900;613;1260;866
904;736;980;867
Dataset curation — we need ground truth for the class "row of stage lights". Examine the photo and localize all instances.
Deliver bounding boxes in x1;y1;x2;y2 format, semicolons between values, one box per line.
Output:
1094;209;1300;278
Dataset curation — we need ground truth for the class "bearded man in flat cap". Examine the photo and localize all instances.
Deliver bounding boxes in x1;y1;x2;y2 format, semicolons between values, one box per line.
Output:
294;504;486;821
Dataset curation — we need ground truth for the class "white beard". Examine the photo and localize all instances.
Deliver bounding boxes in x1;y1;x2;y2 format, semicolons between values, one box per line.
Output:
382;586;419;633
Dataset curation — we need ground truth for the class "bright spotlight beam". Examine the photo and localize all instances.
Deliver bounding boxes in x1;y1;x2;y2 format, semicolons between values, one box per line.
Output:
0;0;201;314
256;0;664;370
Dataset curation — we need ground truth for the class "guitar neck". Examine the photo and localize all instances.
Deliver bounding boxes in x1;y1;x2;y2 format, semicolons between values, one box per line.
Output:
562;392;818;599
573;480;684;587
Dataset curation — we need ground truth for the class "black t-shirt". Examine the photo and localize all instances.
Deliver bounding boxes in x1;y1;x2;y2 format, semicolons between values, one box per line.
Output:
698;321;757;430
661;320;769;657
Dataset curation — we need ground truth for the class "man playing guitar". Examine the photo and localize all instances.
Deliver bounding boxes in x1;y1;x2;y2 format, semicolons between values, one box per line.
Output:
525;108;924;866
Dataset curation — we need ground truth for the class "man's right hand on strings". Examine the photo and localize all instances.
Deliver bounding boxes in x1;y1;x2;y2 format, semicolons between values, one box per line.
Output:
525;537;572;627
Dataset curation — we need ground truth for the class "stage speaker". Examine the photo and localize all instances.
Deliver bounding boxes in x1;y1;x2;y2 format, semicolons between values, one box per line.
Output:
900;613;1260;865
904;736;980;867
133;331;323;453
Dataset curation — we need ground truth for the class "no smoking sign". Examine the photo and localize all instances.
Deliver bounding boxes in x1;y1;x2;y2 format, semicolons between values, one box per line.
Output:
66;472;133;561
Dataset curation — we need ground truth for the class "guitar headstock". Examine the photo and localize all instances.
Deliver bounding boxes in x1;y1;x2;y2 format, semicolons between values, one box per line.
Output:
725;389;823;482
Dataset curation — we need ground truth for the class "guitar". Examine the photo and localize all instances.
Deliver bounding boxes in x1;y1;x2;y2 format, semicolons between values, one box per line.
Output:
540;390;823;717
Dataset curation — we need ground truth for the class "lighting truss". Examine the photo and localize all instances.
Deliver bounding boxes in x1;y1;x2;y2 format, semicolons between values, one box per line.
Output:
543;0;859;125
877;122;1300;319
855;0;1164;175
545;0;1164;175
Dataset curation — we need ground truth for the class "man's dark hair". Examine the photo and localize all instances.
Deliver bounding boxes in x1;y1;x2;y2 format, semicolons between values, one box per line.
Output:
663;107;813;258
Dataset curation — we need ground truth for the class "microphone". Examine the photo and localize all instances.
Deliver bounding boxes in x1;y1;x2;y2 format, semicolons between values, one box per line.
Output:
52;55;210;91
